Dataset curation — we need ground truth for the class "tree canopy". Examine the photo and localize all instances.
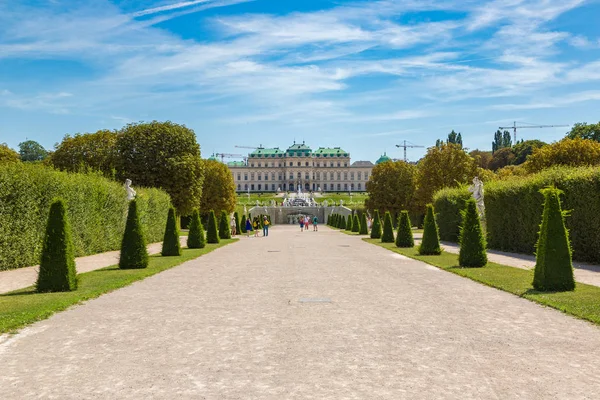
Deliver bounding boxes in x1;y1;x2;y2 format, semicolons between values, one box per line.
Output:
489;147;515;171
0;143;20;165
50;130;118;177
200;159;237;215
525;138;600;173
365;160;417;216
492;129;512;153
469;149;492;169
566;122;600;142
18;140;48;162
511;139;547;165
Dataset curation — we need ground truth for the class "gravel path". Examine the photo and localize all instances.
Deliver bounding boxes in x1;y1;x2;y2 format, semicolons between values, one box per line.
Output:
1;226;600;399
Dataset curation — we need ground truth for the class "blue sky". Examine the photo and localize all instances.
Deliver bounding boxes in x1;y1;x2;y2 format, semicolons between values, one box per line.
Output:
1;0;600;162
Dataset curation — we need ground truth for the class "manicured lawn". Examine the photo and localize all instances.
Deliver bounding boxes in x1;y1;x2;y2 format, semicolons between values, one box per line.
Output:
364;239;600;325
0;240;236;334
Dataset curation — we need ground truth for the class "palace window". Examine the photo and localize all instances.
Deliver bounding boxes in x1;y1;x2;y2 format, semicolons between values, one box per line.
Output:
337;162;341;167
344;172;348;180
358;183;362;190
258;174;261;181
237;173;241;181
344;183;348;190
251;163;254;168
330;162;334;167
251;184;255;191
350;172;354;180
258;184;262;191
305;162;309;166
245;184;248;190
297;172;301;179
272;184;275;191
237;184;241;190
279;174;282;180
305;173;309;179
344;163;348;167
323;183;328;190
297;162;301;166
365;173;369;180
264;173;268;181
358;172;362;180
251;173;255;180
244;174;248;181
271;172;275;181
351;183;355;190
258;163;262;167
337;172;341;180
337;183;341;190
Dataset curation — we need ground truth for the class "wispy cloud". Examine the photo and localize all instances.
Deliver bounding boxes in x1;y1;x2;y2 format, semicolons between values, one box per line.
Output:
132;0;212;17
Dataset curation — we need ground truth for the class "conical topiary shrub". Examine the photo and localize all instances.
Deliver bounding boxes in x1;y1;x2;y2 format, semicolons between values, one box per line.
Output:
381;211;395;243
219;210;231;239
37;198;78;292
346;214;353;231
360;213;369;235
459;198;487;268
207;210;220;243
119;199;149;270
396;210;414;248
370;210;382;239
162;207;181;256
339;214;346;229
419;204;442;255
352;214;360;233
234;212;240;235
533;188;575;292
240;214;247;233
187;209;206;249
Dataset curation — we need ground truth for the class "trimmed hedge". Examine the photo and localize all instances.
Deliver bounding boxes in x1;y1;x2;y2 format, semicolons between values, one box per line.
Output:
240;214;247;233
206;210;219;244
187;209;206;249
0;163;170;271
352;214;360;233
381;211;395;243
234;212;240;234
370;210;382;239
37;198;78;292
119;199;149;269
433;187;471;242
359;213;369;235
419;204;441;255
162;207;181;256
339;214;346;229
458;198;487;268
395;210;414;248
346;214;353;231
219;210;231;239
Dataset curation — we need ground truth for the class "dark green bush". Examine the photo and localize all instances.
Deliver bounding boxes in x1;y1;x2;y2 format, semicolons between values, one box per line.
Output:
533;188;575;291
37;199;78;292
395;211;414;248
433;187;471;241
458;199;487;268
0;163;170;271
359;213;369;235
162;207;181;256
352;214;360;233
419;204;442;255
234;212;240;234
381;211;395;243
346;214;353;231
187;209;205;249
339;214;346;229
219;210;231;239
370;210;382;239
119;199;149;269
206;210;220;243
240;214;247;233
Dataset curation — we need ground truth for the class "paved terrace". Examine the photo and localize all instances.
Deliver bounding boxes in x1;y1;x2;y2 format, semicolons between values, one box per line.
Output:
1;225;600;399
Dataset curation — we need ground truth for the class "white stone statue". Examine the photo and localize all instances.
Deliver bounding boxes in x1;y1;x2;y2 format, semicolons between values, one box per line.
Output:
255;200;260;207
125;179;136;201
339;199;343;206
323;200;328;207
468;176;485;218
270;200;276;207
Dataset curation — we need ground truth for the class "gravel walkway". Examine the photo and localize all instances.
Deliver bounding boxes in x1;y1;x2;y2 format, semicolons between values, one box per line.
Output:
1;226;600;399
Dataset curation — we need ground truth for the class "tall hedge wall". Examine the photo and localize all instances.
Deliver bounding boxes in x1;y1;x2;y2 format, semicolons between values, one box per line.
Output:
433;166;600;264
433;187;471;242
0;163;171;270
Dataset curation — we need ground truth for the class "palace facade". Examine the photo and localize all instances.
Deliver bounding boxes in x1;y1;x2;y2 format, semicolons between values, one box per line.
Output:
224;142;387;193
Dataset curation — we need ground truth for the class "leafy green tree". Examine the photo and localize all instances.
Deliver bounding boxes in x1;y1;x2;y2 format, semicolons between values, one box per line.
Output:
119;199;149;269
50;130;117;177
366;160;417;216
447;130;462;147
359;212;368;235
187;209;206;249
533;188;575;291
415;143;478;209
162;207;181;256
370;210;382;239
201;159;237;216
469;149;493;169
458;199;487;268
566;122;600;142
492;129;512;153
346;214;353;231
419;204;442;255
37;199;78;292
525;138;600;173
511;140;547;165
240;214;247;233
18;140;48;162
116;121;204;216
219;210;231;239
206;210;220;243
352;214;360;233
488;147;515;171
233;212;240;235
395;211;414;247
381;211;395;243
0;143;20;165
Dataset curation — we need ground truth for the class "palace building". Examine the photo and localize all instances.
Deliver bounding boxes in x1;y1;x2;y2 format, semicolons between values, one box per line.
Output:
223;142;387;193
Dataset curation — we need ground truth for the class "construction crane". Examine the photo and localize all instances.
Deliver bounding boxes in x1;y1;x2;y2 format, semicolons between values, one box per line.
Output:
499;121;570;143
395;140;425;162
234;144;264;149
215;153;246;163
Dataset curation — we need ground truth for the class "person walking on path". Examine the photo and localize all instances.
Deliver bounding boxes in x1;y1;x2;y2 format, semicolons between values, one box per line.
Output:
262;216;270;237
313;215;318;231
245;217;252;238
299;216;304;232
304;217;309;231
253;218;260;237
230;214;237;236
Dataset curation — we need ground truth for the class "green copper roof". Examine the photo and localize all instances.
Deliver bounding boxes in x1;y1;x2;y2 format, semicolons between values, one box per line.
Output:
207;154;218;161
227;161;246;167
249;147;284;157
314;147;348;157
286;141;312;154
375;152;392;165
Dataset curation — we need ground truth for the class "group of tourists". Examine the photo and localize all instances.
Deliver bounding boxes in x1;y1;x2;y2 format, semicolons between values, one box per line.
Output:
243;216;270;238
299;215;318;232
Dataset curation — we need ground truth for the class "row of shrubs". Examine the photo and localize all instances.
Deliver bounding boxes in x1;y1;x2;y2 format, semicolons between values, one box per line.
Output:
433;166;600;264
0;163;171;270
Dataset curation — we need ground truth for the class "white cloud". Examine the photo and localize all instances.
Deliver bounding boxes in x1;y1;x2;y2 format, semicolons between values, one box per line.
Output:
491;90;600;110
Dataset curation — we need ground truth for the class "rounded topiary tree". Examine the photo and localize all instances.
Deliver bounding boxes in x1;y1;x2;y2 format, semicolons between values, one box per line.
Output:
359;212;369;235
352;214;360;233
346;214;353;231
162;207;181;256
219;210;231;239
396;210;414;248
206;210;220;243
37;198;78;292
381;211;395;243
240;214;247;233
234;211;240;235
458;198;487;268
339;214;346;229
419;204;442;255
533;188;575;291
119;199;149;270
370;210;382;239
187;209;206;249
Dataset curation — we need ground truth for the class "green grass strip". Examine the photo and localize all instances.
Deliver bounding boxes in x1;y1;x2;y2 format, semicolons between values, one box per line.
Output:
364;239;600;325
0;240;236;334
